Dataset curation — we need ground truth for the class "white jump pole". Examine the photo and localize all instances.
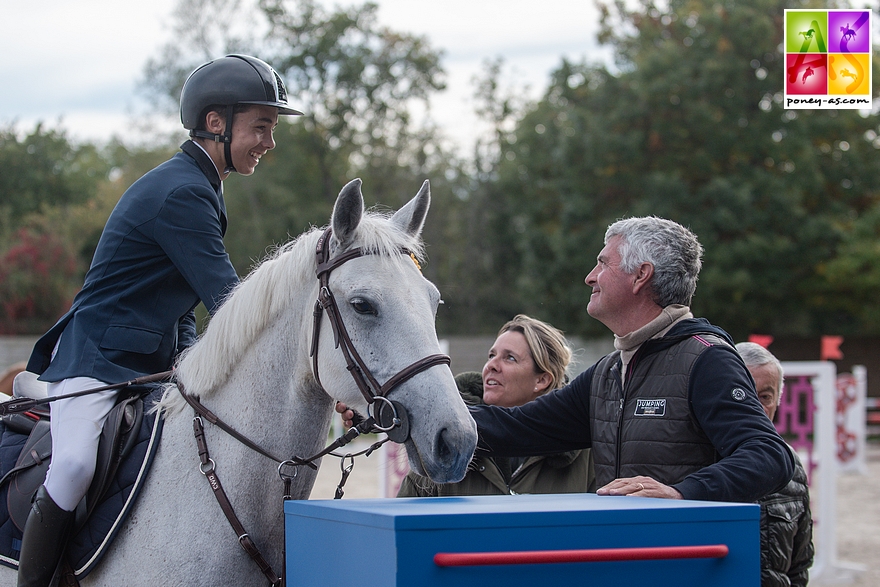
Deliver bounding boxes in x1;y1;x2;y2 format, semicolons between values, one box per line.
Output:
780;361;865;584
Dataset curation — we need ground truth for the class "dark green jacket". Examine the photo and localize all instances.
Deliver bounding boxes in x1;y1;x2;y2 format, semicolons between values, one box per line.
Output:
397;372;594;497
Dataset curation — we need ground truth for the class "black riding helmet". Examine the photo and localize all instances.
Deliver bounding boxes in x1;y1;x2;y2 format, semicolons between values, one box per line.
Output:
180;54;302;173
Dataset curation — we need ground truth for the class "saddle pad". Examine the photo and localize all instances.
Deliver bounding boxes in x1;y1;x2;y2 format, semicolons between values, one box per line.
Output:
0;386;165;578
0;424;29;568
67;388;165;578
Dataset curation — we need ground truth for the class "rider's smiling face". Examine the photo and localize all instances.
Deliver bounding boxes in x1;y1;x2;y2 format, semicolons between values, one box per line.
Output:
227;105;279;176
200;105;279;178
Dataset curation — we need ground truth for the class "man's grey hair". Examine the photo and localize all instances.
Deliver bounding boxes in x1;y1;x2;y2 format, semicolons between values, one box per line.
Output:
605;216;703;307
735;342;784;400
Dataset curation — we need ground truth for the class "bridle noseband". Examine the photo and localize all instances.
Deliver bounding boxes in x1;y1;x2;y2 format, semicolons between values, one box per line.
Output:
309;227;451;441
174;227;454;586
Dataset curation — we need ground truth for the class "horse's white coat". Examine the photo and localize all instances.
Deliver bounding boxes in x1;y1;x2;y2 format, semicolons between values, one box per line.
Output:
3;179;477;586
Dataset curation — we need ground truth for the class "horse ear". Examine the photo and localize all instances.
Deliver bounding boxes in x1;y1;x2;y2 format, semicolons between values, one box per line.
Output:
391;180;431;237
332;178;364;247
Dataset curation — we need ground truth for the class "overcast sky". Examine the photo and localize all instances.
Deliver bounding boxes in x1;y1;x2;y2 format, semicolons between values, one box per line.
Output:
2;0;608;153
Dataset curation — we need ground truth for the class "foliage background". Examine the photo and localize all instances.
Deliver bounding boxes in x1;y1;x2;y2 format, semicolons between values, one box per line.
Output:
2;0;879;342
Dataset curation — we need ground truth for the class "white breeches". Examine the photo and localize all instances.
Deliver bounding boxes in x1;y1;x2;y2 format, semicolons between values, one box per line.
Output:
44;377;118;512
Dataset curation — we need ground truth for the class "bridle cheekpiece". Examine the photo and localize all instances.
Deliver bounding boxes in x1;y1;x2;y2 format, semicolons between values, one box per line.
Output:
309;227;451;442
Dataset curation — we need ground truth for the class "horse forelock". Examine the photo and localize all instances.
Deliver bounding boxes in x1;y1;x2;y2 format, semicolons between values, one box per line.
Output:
162;210;425;412
336;209;426;262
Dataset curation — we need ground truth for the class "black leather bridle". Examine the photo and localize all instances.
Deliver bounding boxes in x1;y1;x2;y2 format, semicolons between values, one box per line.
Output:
309;227;451;442
174;227;454;586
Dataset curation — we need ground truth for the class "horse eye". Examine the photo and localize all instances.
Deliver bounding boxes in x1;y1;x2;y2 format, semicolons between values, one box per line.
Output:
351;299;377;315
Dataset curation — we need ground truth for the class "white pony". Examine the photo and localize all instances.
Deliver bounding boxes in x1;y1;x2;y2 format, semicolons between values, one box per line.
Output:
4;178;477;586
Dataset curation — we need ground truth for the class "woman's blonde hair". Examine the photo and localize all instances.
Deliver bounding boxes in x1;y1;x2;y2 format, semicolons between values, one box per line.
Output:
498;314;572;392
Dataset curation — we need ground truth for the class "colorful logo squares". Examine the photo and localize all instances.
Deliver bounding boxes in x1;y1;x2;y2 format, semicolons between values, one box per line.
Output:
783;9;872;110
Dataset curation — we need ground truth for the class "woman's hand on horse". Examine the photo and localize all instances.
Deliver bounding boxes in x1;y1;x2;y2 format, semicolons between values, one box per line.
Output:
335;402;356;429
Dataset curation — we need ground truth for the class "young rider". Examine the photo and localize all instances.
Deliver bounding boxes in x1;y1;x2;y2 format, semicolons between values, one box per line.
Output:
19;54;301;587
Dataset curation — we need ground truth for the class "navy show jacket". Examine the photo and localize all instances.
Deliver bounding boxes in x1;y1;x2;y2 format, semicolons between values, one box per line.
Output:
28;141;239;384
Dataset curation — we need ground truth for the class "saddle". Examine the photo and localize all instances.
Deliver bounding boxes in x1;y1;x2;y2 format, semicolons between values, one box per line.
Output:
0;374;164;581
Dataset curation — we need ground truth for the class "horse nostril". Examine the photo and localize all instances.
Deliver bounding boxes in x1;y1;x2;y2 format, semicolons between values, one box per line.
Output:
435;427;453;463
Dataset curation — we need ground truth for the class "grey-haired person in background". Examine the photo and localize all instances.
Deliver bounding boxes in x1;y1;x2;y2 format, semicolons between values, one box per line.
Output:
737;342;814;587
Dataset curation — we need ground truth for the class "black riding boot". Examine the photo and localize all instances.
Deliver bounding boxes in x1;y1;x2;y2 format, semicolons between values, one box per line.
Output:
17;486;73;587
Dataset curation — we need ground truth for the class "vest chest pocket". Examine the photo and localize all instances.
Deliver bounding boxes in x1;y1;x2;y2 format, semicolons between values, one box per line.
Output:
763;503;798;569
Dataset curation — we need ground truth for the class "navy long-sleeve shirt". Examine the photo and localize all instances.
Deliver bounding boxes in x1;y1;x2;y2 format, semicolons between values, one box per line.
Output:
470;319;795;503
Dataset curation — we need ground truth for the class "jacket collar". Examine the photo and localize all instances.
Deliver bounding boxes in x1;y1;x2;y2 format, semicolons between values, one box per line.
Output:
637;317;735;356
181;140;222;193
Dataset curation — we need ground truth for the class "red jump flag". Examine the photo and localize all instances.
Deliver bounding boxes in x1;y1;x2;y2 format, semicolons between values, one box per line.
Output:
748;334;774;349
820;335;844;360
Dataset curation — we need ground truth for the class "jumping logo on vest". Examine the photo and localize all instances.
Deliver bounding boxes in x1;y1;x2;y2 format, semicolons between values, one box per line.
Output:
731;387;747;401
634;398;666;416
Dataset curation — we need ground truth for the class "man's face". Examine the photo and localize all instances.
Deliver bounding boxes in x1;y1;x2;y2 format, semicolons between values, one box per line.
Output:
584;235;636;328
229;105;279;176
749;362;781;421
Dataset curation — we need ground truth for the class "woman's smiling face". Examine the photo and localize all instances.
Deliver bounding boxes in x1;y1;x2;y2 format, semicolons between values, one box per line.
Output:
481;330;550;407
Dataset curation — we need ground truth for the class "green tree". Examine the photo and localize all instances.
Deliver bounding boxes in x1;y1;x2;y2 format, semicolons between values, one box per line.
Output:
478;0;880;338
439;58;545;333
0;124;109;237
141;0;478;327
143;0;448;195
0;124;120;333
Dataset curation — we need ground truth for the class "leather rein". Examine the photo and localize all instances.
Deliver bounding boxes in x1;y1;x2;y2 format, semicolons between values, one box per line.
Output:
177;227;453;586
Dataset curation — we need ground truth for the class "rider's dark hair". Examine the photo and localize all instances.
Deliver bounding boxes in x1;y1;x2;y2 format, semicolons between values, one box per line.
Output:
194;104;253;132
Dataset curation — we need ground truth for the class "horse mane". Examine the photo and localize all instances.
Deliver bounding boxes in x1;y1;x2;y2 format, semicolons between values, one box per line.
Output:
161;210;426;412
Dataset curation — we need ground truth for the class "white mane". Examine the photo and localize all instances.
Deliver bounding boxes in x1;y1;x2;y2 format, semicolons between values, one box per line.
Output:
162;211;426;411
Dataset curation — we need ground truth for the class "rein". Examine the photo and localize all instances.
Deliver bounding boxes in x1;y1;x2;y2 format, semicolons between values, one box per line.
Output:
0;371;174;416
178;380;383;587
176;227;452;586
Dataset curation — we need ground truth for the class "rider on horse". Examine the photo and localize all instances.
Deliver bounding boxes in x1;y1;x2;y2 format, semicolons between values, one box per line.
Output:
17;55;300;587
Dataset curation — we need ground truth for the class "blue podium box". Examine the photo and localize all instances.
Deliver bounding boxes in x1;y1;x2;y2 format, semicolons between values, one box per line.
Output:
285;494;759;586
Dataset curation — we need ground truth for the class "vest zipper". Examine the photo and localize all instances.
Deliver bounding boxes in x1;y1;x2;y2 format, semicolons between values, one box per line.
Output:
613;359;625;479
615;347;644;479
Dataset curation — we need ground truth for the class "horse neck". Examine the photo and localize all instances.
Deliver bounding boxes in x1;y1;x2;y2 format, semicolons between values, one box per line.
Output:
211;302;332;457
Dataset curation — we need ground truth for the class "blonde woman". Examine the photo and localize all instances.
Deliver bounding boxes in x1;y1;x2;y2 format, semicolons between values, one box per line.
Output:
398;315;594;496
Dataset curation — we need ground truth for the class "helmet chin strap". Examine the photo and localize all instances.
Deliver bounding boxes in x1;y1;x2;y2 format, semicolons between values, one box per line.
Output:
222;104;236;174
188;104;237;174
